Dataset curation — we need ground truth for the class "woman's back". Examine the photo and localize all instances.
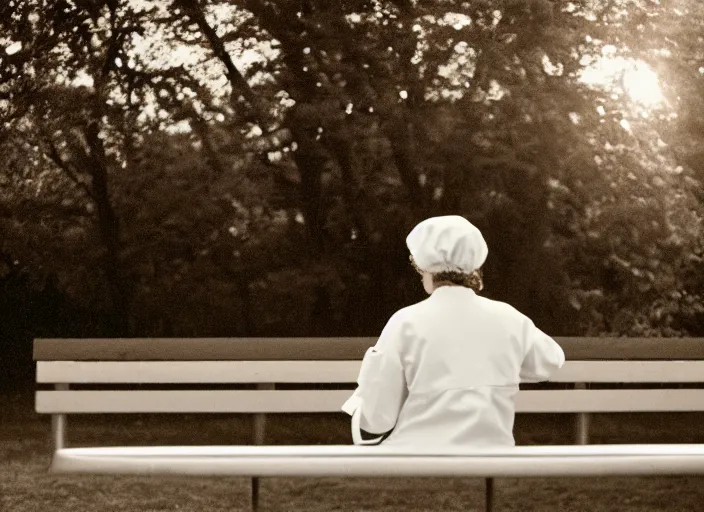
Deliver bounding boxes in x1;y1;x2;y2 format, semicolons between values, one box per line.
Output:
383;286;560;447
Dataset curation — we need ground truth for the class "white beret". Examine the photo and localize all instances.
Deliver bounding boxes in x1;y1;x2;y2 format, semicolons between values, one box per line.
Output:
406;215;488;273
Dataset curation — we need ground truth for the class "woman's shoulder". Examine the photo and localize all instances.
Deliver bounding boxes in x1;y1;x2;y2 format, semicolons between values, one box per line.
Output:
474;295;531;323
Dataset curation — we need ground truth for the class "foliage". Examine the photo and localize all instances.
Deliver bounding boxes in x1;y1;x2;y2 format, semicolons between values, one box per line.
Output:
1;0;703;339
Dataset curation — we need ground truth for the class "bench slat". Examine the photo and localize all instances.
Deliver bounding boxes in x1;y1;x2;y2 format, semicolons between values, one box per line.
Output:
33;337;704;361
36;361;360;383
36;360;704;384
35;389;352;413
53;444;704;457
554;361;704;383
35;389;704;414
49;445;704;476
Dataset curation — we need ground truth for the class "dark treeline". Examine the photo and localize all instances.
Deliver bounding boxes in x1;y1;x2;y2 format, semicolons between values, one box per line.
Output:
2;1;704;386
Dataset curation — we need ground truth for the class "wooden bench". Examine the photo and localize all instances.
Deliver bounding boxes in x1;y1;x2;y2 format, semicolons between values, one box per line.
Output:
34;337;704;512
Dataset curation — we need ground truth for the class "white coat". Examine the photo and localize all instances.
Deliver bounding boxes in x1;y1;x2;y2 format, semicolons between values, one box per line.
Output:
341;286;565;447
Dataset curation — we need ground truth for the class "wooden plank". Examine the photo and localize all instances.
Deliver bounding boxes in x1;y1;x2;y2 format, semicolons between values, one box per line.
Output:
36;390;353;414
33;338;375;361
553;361;704;383
36;361;362;384
36;360;704;384
48;444;704;458
33;337;704;362
516;389;704;413
558;337;704;360
49;447;704;477
35;389;704;414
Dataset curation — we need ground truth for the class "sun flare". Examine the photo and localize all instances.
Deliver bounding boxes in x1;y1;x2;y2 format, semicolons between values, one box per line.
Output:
580;55;664;108
621;61;664;107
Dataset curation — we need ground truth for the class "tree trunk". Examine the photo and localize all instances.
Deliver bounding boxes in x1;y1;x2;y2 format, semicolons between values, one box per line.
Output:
234;273;255;336
386;0;427;216
288;126;326;250
182;0;328;250
387;113;426;214
85;121;131;335
327;135;370;242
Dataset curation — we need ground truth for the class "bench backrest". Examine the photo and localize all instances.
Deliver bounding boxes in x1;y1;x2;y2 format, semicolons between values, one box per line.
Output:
34;337;704;415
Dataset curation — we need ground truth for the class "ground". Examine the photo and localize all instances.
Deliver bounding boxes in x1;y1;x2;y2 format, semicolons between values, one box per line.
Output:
2;391;703;512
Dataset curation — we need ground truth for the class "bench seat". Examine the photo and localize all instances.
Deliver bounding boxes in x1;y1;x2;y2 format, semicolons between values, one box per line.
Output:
50;444;704;477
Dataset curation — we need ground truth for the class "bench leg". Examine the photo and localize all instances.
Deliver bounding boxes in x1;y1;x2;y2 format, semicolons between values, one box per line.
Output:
251;477;260;512
252;413;265;512
574;383;590;445
575;412;590;445
485;478;494;512
52;384;69;451
251;387;272;512
51;414;67;451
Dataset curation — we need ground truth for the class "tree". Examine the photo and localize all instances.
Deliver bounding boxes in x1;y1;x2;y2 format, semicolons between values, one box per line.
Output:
1;0;703;339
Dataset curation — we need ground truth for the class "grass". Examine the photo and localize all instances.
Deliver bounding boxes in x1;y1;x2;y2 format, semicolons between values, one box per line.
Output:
2;390;704;512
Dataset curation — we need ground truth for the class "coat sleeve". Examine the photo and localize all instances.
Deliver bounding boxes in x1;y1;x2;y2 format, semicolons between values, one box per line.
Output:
519;319;565;383
341;315;407;435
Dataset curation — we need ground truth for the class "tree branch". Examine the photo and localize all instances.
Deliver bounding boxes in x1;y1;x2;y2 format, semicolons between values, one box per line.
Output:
44;139;97;201
175;0;270;125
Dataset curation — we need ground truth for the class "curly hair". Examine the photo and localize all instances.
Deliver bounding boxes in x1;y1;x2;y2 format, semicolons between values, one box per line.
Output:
409;256;484;293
